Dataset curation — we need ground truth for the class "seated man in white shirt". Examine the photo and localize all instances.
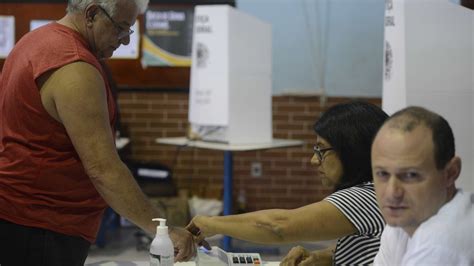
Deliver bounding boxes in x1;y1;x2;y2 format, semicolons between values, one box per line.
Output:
371;106;474;265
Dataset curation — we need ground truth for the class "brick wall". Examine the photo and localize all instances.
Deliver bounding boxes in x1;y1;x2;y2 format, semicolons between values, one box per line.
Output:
118;92;381;211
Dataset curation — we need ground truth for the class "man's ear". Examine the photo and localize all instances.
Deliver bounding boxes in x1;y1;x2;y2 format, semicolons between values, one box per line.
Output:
85;4;99;25
444;156;461;187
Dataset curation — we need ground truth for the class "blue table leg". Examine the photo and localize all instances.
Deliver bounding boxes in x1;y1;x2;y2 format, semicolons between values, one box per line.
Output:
219;151;279;255
221;150;233;251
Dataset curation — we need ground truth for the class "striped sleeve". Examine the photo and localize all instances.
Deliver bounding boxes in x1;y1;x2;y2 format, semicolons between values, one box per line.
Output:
324;182;385;236
324;183;386;265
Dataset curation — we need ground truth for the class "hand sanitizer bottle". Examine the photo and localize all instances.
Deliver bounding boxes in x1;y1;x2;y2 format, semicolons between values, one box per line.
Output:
150;218;174;266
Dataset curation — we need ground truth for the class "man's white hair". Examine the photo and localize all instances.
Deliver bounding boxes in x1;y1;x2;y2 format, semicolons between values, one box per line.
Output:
67;0;149;15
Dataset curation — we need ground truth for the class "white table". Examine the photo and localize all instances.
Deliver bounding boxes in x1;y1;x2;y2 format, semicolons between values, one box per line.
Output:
155;137;304;251
116;137;130;150
87;261;280;266
156;137;303;151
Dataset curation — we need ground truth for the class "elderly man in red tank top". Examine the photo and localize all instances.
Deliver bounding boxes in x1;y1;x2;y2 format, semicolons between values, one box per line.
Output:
0;1;195;265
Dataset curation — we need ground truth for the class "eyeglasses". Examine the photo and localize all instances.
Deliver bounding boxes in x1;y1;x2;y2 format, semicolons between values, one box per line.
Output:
313;145;334;162
97;6;134;40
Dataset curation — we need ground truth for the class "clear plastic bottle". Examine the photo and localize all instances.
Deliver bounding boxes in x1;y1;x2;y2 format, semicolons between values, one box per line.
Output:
150;218;174;266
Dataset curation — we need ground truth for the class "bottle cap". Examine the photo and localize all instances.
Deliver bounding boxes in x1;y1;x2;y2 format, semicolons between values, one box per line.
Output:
152;218;168;235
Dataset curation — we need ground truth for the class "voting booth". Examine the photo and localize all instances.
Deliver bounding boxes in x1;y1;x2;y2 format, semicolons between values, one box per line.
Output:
382;0;474;191
188;5;272;144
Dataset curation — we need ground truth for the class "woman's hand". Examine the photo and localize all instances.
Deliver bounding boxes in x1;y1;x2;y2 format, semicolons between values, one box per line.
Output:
185;215;212;250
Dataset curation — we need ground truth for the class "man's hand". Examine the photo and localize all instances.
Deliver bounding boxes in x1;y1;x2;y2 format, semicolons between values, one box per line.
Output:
169;227;196;262
280;246;333;266
185;216;212;250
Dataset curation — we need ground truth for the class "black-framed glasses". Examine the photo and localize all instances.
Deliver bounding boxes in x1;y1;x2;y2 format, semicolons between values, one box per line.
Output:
97;6;134;40
313;145;334;162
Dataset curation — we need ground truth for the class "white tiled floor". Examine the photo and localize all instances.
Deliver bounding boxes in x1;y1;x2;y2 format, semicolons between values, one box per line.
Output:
85;227;334;265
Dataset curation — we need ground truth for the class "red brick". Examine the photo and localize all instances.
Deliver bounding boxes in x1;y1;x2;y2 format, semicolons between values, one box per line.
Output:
120;102;150;109
276;105;306;113
118;94;382;210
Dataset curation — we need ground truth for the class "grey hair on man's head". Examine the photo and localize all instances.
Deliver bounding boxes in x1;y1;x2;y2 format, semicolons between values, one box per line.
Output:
67;0;149;16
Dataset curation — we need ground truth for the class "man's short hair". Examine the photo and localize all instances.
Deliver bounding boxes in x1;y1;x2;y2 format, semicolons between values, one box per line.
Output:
386;106;455;169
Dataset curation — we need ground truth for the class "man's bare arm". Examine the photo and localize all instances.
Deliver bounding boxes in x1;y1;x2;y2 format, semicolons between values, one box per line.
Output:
40;61;160;234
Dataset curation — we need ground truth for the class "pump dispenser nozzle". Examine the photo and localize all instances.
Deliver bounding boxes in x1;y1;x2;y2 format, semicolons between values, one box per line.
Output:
152;218;168;235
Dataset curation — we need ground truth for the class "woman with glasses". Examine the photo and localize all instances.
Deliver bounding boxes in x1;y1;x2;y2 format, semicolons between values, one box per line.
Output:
186;101;388;265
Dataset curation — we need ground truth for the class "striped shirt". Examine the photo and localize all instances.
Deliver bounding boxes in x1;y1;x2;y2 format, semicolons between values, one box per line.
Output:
325;182;385;265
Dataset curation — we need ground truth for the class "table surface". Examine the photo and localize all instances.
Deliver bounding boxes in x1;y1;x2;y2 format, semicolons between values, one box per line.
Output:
116;137;130;150
86;261;280;266
155;137;304;151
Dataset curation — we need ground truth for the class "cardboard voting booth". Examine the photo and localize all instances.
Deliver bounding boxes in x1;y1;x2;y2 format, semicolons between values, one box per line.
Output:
188;5;272;144
383;0;473;191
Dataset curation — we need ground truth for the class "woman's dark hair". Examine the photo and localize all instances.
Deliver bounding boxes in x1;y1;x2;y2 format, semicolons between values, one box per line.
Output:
314;101;388;191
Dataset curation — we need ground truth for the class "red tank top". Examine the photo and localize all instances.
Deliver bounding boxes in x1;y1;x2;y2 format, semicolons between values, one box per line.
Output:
0;22;116;242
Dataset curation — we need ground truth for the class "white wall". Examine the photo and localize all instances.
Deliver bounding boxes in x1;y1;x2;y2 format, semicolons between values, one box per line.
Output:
237;0;385;97
236;0;465;97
